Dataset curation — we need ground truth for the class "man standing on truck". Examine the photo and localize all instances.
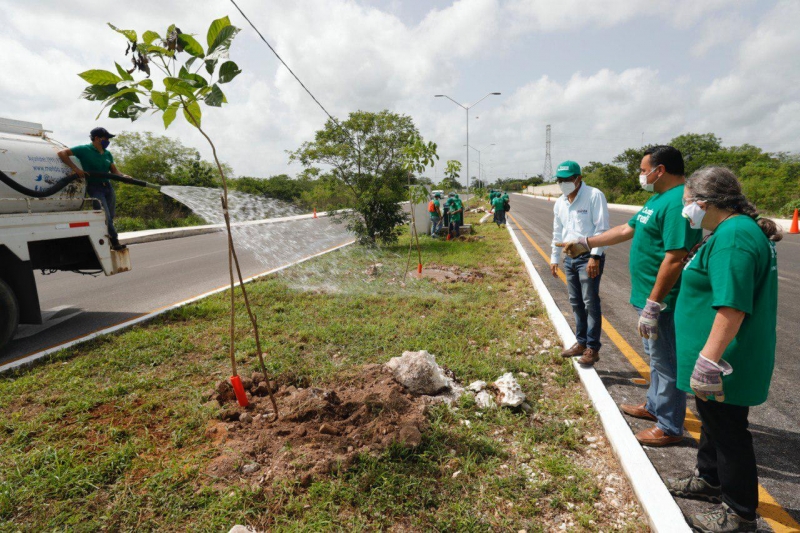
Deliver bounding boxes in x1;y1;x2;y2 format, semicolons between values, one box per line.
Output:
57;127;129;251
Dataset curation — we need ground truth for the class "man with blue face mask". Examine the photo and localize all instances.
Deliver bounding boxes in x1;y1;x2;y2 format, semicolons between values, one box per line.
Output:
550;160;610;366
58;127;131;250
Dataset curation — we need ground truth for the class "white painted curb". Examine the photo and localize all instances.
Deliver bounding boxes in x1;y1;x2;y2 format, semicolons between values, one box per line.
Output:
1;240;355;373
505;221;690;533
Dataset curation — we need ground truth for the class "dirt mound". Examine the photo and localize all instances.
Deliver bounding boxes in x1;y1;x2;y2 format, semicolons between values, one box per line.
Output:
205;364;428;488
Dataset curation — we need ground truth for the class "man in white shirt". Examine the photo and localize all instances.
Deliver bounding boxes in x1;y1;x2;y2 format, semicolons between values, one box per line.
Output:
550;160;610;366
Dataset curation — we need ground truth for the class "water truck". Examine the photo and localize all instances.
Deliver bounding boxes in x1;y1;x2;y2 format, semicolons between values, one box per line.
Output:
0;117;159;351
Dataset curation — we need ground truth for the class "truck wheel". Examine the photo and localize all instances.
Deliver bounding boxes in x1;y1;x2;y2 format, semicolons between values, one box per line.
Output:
0;278;20;350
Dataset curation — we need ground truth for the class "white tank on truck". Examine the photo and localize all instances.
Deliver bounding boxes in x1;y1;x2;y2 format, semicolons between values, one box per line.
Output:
0;118;87;214
0;117;159;353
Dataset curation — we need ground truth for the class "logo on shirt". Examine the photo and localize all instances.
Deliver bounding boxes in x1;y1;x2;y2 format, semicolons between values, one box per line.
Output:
636;207;654;225
577;209;588;214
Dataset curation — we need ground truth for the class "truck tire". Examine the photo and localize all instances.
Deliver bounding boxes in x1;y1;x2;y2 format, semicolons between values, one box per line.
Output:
0;278;20;350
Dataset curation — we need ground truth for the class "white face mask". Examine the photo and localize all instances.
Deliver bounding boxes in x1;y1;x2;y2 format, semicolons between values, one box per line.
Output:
639;167;661;192
558;180;576;196
682;202;706;229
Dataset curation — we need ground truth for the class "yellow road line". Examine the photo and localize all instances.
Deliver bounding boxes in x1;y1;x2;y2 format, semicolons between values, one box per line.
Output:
508;212;800;532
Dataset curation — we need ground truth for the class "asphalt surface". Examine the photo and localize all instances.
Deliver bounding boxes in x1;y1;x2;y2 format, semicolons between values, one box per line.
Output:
508;193;800;531
1;217;354;365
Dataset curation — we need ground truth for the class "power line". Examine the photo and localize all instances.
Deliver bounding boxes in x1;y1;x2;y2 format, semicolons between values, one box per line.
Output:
229;0;338;124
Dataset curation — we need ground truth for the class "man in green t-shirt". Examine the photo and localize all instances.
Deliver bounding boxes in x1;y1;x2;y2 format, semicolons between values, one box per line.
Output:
491;193;505;226
430;192;443;237
57;127;131;250
559;145;702;447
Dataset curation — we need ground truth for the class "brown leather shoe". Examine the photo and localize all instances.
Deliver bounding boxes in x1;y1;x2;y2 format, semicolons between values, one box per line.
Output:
620;402;657;422
577;347;599;366
561;343;587;358
636;426;682;447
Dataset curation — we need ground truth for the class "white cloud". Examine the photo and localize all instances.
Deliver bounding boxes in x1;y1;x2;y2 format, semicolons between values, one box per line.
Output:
691;13;750;56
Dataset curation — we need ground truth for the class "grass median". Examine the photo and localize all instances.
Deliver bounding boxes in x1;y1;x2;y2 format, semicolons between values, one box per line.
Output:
0;212;645;532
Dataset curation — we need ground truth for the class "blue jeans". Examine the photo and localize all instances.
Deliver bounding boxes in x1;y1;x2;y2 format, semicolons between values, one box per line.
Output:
495;210;506;225
87;183;118;242
430;216;442;236
449;218;460;237
564;255;604;350
636;308;685;437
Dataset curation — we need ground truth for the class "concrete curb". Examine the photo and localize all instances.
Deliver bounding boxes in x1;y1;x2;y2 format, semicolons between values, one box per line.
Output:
514;192;795;230
0;239;355;373
505;221;690;533
119;210;337;245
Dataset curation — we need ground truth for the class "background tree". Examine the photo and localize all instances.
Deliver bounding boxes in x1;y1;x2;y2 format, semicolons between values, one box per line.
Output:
290;109;418;245
439;160;462;191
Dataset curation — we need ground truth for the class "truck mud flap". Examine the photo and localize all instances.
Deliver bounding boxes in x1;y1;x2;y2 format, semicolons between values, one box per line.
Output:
110;248;131;274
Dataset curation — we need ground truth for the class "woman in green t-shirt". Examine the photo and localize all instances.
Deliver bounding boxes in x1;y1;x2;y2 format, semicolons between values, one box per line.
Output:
668;166;782;532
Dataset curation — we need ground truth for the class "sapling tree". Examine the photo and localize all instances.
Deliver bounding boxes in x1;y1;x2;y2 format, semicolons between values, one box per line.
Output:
79;17;277;415
401;135;438;277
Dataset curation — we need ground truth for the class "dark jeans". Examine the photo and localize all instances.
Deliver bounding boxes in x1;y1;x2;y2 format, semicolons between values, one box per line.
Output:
564;254;604;350
695;397;758;520
449;218;461;237
495;210;506;225
87;183;118;242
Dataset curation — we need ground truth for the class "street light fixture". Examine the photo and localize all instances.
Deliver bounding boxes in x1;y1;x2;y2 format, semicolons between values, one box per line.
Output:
464;143;495;187
434;92;501;190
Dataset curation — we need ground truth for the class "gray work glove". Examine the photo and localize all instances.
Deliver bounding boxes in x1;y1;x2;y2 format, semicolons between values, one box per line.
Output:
638;299;666;340
691;354;733;402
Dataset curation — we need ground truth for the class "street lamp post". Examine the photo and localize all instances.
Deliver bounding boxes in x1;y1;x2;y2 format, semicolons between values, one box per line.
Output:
465;142;495;188
434;92;501;190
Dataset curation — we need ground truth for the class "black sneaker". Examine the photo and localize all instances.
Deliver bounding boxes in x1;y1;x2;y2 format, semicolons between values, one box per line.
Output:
688;502;757;532
111;241;127;251
667;470;722;502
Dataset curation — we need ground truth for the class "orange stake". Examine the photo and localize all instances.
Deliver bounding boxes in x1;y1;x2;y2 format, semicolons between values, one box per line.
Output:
313;208;318;219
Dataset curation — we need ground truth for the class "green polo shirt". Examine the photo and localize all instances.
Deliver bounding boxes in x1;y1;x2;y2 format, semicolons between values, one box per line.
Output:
70;143;114;184
626;184;701;312
674;216;778;406
453;198;463;224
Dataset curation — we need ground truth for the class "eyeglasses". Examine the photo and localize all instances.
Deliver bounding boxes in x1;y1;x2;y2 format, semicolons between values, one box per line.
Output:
682;197;697;206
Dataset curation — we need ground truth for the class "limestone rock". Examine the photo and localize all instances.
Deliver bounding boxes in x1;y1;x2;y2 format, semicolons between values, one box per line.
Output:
468;380;487;393
494;373;525;407
385;350;450;395
475;390;497;409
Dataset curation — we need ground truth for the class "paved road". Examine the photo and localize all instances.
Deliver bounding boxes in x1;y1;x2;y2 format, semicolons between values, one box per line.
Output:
1;217;353;365
509;193;800;531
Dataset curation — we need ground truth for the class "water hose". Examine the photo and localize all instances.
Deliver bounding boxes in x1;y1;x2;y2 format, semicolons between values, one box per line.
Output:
0;169;159;198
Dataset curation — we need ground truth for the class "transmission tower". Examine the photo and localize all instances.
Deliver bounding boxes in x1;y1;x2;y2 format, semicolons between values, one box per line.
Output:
543;124;553;182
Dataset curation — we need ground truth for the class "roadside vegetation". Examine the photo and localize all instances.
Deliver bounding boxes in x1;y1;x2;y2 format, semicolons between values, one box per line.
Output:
0;214;644;531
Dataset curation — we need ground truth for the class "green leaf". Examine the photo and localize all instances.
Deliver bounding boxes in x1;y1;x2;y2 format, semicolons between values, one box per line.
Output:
115;62;133;81
80;84;119;101
177;34;205;58
205;59;218;76
178;66;208;88
182;100;202;128
207;16;231;47
126;104;147;121
138;79;154;90
205;84;227;107
163;103;179;129
207;25;240;58
151;90;169;110
186;56;198;70
164;77;197;99
138;43;172;56
107;87;140;101
108;99;132;119
142;30;160;45
107;23;136;42
79;69;122;85
217;61;241;84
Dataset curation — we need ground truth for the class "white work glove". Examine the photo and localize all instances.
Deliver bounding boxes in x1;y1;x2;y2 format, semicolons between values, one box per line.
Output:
638;299;666;340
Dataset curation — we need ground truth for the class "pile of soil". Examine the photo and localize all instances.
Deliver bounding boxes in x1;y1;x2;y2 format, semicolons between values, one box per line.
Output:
205;364;428;488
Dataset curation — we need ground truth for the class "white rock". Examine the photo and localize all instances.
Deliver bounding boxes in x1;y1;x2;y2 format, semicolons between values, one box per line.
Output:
542;339;552;349
468;380;487;392
452;470;462;478
242;463;260;475
385;350;450;395
475;390;497;409
228;526;256;533
494;373;526;407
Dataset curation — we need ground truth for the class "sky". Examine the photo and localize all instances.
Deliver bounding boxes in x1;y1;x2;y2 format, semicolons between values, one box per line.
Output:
1;0;798;184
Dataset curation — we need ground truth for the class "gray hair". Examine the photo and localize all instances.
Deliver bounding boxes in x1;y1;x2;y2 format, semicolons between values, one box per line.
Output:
686;166;783;242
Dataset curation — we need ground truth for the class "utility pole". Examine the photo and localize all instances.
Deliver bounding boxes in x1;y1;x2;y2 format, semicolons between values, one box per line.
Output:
543;124;553;182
